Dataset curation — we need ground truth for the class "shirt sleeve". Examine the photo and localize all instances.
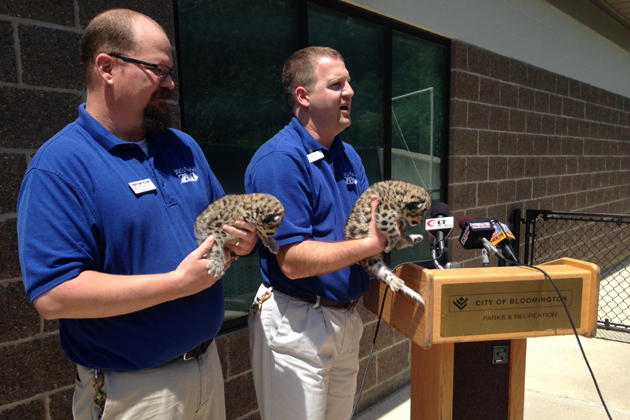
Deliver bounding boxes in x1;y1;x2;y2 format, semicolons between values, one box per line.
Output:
17;168;99;301
245;151;314;246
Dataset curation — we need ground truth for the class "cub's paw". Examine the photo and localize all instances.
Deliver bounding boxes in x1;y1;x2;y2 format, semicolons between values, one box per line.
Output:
409;234;423;244
388;277;405;292
384;240;397;254
206;260;225;279
394;236;415;250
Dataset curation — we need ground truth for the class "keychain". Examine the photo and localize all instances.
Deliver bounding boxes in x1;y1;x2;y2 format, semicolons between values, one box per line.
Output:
251;289;272;315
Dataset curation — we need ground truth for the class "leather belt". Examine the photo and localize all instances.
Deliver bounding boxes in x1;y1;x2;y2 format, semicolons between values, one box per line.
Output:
174;338;213;363
272;287;358;311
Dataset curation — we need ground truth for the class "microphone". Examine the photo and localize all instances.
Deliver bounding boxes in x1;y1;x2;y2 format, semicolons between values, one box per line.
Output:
486;217;520;263
425;202;454;257
458;214;474;230
458;216;494;250
458;215;520;264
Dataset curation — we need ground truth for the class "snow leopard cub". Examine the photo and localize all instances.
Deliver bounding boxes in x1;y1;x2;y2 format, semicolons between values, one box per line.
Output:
344;180;431;307
195;193;284;278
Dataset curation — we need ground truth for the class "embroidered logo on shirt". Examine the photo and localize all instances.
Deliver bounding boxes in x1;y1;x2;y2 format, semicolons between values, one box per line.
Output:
344;172;358;185
174;167;199;184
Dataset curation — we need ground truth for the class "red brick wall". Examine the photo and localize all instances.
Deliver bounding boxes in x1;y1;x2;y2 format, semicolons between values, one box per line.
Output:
448;41;630;268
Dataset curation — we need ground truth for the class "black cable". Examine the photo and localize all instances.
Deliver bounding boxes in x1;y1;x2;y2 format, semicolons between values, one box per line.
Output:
497;255;613;420
392;251;446;272
351;253;441;419
351;286;388;419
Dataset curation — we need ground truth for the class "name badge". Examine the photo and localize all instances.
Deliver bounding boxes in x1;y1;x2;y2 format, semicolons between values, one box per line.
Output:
307;150;324;163
129;179;157;195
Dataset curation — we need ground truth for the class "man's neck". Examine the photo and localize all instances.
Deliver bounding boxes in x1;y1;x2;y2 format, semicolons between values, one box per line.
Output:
295;112;335;149
85;96;145;143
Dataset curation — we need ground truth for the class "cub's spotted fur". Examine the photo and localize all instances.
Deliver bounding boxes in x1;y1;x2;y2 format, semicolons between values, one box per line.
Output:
195;193;284;278
344;180;431;307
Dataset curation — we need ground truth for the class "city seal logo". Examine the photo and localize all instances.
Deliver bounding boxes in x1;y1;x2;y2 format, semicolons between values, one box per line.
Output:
453;297;468;310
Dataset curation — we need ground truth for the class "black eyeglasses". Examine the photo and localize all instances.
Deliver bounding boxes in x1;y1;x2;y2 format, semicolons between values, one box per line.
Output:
108;53;175;80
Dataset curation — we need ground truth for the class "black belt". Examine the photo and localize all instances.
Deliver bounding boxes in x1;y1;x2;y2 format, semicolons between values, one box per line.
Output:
268;285;358;311
173;338;213;363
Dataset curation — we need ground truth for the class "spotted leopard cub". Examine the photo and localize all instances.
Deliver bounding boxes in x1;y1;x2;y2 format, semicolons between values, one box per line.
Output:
344;180;431;307
195;193;284;278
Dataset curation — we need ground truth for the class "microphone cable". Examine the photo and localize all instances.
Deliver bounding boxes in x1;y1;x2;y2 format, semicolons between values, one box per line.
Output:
494;255;612;420
350;253;443;419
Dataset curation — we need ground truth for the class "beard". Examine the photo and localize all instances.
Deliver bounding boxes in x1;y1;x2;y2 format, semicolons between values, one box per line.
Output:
143;88;172;133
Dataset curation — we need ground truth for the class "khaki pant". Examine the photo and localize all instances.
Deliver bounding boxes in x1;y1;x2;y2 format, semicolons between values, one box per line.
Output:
249;284;363;420
73;340;225;420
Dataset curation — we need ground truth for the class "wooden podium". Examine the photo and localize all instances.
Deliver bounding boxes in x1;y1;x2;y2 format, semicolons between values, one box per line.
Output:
363;258;600;420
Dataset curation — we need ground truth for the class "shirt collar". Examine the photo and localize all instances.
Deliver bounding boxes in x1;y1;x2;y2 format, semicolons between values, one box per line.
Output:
289;116;346;159
76;103;164;153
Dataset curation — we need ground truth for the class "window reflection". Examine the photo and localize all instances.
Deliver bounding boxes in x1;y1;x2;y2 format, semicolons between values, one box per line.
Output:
391;31;448;267
308;4;384;184
178;0;297;322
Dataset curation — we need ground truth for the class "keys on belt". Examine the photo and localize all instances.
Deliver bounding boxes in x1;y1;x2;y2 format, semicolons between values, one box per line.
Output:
251;290;272;315
250;286;358;314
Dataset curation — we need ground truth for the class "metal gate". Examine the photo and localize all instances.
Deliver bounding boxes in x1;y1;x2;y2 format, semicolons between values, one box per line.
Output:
522;209;630;337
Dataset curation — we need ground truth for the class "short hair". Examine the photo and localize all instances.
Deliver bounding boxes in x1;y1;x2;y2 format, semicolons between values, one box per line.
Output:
282;46;344;110
80;9;164;86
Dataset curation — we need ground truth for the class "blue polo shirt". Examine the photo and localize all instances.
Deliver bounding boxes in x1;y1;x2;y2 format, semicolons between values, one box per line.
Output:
17;104;225;371
245;117;370;302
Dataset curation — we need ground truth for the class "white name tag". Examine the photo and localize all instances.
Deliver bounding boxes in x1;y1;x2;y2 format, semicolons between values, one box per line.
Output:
128;179;157;195
307;150;324;163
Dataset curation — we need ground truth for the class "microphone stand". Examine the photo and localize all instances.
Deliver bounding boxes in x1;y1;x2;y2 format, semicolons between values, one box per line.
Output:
430;240;445;270
481;248;490;267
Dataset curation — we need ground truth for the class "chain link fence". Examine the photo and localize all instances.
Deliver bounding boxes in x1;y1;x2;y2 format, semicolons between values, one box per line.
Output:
522;210;630;339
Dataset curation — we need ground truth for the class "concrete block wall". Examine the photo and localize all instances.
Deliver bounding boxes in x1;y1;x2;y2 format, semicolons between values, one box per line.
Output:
0;2;180;419
448;40;630;267
1;2;84;418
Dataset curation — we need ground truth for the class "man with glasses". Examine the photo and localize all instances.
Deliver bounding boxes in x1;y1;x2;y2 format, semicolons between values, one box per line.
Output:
16;9;255;420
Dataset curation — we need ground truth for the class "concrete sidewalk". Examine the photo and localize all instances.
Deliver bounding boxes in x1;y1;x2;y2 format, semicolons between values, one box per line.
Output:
355;333;630;420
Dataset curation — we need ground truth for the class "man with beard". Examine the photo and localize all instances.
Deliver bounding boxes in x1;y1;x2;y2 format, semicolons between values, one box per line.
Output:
16;9;255;420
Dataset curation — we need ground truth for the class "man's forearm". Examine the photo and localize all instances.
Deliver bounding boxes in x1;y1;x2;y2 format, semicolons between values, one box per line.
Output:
33;236;220;320
276;236;382;280
276;195;387;280
33;270;188;320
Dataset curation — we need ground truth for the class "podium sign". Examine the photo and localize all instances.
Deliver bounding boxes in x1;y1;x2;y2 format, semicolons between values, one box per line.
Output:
441;277;582;337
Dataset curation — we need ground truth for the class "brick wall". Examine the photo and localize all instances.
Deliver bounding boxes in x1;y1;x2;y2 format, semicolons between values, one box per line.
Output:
448;40;630;267
0;2;182;419
1;2;85;418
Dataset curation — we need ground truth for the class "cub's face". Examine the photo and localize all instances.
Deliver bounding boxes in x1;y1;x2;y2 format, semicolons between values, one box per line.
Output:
402;189;431;226
259;212;284;237
252;194;285;238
